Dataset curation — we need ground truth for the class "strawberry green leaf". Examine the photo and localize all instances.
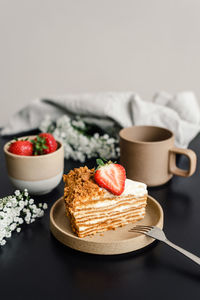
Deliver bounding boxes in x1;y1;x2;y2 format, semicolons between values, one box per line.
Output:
96;158;105;167
101;157;107;162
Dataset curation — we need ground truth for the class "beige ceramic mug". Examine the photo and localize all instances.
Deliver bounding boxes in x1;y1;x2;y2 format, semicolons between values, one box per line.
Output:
119;126;197;187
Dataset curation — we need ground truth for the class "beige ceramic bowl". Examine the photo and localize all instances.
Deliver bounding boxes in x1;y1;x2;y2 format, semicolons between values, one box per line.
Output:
4;136;64;195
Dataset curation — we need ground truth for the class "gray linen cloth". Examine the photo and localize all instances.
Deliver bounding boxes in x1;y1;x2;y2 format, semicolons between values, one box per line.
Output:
1;91;200;148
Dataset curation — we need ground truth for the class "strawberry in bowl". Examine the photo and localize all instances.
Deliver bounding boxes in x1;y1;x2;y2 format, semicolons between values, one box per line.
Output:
8;139;33;156
32;133;58;155
4;134;64;195
8;133;57;156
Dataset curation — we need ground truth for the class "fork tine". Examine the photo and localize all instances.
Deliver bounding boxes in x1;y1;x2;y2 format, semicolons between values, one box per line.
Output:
129;225;153;234
128;229;147;234
134;225;153;229
131;227;151;232
129;228;149;233
134;226;152;232
130;226;149;231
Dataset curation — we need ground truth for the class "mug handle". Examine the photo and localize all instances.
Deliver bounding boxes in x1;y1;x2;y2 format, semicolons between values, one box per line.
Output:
169;147;197;177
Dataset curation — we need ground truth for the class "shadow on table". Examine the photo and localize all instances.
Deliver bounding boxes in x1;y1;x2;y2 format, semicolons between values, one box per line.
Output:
150;181;192;220
49;232;200;295
49;233;157;287
156;255;200;282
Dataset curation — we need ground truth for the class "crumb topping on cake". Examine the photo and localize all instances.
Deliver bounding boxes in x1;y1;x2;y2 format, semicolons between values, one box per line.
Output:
63;166;105;206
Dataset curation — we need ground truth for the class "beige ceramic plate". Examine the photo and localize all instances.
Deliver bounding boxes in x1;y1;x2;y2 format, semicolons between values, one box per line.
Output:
50;195;164;255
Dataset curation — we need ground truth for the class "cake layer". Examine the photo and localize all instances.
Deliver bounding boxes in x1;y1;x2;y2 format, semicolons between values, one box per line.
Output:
72;205;146;224
73;213;145;237
69;196;147;212
67;196;147;237
69;199;146;221
75;207;146;228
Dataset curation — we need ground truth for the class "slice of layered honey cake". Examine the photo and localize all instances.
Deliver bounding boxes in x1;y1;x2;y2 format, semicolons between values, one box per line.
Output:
63;160;147;238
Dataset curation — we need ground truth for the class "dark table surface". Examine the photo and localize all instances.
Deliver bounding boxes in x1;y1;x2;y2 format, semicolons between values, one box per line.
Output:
0;133;200;300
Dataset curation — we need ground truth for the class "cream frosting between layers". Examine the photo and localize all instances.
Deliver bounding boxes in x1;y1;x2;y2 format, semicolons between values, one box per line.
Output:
74;202;146;219
72;198;147;215
78;209;145;231
78;207;146;226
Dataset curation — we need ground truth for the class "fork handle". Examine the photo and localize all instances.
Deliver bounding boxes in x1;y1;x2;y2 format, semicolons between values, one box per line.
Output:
164;239;200;266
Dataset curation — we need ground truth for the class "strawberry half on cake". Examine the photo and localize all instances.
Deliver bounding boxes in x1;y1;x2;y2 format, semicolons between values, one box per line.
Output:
63;160;148;238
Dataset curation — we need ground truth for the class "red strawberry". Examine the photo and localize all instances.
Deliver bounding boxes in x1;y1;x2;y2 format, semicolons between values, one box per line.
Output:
32;133;57;155
8;139;33;156
94;159;126;195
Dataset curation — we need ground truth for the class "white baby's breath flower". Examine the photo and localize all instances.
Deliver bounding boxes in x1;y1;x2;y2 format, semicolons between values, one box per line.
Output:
25;217;30;224
0;190;47;247
14;190;20;196
29;199;34;205
25;209;31;215
39;114;120;163
94;133;99;139
43;203;48;210
18;218;24;224
5;231;11;238
19;200;25;208
10;223;17;231
37;210;44;218
103;134;109;139
14;216;19;223
30;204;36;210
0;239;6;246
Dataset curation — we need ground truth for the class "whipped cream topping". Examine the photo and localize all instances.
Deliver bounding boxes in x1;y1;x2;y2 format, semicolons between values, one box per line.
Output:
101;178;147;198
122;179;147;197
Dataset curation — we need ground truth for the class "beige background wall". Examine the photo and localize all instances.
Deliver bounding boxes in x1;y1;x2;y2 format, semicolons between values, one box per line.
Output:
0;0;200;126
